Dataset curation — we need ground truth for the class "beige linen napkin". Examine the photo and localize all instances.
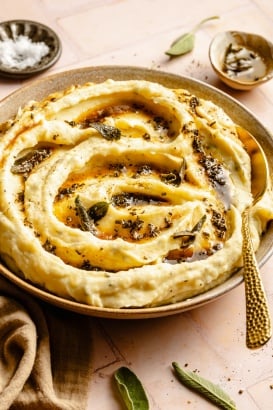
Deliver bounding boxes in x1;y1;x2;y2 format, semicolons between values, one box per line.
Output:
0;275;93;410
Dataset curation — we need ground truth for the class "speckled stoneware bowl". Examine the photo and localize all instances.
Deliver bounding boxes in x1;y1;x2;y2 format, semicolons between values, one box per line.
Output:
209;31;273;91
0;66;273;319
0;19;61;79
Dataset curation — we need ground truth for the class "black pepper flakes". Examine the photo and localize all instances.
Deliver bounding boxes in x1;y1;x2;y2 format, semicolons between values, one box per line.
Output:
211;210;227;238
56;183;84;201
43;239;56;254
200;155;226;186
189;96;200;111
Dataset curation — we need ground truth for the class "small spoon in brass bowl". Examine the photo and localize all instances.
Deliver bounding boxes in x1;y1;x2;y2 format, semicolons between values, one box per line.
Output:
236;126;272;349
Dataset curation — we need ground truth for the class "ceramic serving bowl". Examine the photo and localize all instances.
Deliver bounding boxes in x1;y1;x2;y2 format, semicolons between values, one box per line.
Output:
209;31;273;91
0;19;61;79
1;66;273;319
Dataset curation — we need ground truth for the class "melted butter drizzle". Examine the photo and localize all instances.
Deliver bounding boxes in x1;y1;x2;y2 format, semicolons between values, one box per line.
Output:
223;43;267;82
164;246;212;264
52;107;231;264
111;192;168;207
192;134;231;210
71;99;178;142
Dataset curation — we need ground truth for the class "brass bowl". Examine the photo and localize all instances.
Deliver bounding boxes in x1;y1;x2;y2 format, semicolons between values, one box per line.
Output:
0;19;61;79
209;31;273;90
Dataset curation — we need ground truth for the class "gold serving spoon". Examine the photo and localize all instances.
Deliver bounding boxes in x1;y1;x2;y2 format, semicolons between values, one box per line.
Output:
236;126;272;349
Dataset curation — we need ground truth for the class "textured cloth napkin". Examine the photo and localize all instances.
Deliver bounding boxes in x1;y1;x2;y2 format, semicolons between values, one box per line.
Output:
0;275;94;410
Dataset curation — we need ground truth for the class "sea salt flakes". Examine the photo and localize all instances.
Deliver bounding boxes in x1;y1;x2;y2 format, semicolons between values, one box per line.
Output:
0;35;49;70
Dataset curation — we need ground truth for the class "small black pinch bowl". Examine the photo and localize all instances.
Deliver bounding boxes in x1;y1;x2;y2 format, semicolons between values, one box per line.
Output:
0;19;62;79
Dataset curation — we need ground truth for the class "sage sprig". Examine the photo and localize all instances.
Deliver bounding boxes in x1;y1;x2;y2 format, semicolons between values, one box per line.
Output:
114;367;149;410
172;362;237;410
165;15;219;57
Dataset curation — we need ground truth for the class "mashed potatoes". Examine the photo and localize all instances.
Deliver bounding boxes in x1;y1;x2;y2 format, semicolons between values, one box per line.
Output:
0;79;272;308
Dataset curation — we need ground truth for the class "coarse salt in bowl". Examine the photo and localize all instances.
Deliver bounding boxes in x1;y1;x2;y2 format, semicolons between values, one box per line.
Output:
0;35;50;70
0;19;61;79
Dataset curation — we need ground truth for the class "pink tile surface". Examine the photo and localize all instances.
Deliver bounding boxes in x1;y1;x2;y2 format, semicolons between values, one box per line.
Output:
1;1;273;409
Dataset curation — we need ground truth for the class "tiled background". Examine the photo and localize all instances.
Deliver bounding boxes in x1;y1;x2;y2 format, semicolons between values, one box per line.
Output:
1;1;273;409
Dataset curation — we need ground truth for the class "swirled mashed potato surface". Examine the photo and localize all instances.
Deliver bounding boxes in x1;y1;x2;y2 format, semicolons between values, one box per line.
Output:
0;79;272;308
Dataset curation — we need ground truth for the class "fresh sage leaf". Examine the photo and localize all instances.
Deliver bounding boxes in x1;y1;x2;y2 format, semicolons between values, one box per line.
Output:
165;15;219;57
166;32;195;57
172;362;237;410
114;366;149;410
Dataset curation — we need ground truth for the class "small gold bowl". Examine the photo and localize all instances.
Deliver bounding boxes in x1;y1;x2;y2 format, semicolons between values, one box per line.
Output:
209;31;273;90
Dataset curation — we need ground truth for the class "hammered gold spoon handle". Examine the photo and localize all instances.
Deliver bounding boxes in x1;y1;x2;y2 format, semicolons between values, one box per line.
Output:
242;209;272;349
236;126;272;348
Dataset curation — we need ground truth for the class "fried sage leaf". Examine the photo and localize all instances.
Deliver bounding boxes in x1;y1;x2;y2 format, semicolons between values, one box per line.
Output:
114;367;149;410
87;201;109;222
173;215;206;248
165;16;219;57
75;196;96;234
179;157;187;182
89;122;121;140
160;170;181;186
11;148;51;174
160;158;186;186
172;362;237;410
191;214;207;233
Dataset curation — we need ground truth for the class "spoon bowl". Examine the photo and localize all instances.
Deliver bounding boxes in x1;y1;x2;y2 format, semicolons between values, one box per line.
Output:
236;126;268;200
236;126;271;348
